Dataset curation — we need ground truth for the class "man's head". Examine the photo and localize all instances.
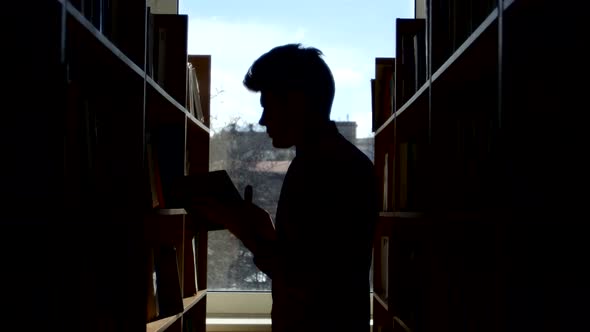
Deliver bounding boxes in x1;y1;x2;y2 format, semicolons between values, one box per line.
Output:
243;44;335;148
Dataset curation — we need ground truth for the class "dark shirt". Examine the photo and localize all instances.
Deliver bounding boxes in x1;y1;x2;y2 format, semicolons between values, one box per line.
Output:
256;122;377;332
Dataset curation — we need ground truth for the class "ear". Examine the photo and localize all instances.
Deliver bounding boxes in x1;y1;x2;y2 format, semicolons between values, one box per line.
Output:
287;90;311;114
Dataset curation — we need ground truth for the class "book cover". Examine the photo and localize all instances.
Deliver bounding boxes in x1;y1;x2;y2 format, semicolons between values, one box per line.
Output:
395;19;425;110
183;233;197;297
374;58;395;129
146;247;159;322
380;236;389;300
150;14;189;106
153;125;185;208
383;153;389;211
188;55;211;127
154;245;184;318
170;170;243;231
171;170;244;207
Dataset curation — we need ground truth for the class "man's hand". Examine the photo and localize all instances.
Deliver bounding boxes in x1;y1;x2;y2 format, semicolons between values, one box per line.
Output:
187;197;276;255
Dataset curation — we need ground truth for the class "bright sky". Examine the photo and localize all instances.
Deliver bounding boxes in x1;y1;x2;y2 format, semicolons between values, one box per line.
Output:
179;0;414;138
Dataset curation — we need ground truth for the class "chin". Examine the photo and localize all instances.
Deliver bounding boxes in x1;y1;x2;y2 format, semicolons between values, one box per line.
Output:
271;139;294;149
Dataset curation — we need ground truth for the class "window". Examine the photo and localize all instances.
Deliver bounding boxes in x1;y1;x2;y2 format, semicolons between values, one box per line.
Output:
207;122;373;291
208;124;293;291
179;0;412;309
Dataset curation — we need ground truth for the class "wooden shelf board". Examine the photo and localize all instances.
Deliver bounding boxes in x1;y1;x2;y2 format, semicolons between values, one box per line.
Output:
187;112;210;135
183;290;207;313
146;290;207;332
431;8;498;84
393;316;412;332
374;293;389;311
379;211;426;219
378;211;490;223
374;81;429;136
63;1;144;79
147;77;209;136
373;4;509;137
147;76;189;117
154;208;188;216
393;81;430;122
147;314;180;332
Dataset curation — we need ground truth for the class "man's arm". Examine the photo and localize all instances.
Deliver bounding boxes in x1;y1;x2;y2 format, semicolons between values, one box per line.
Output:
188;198;277;277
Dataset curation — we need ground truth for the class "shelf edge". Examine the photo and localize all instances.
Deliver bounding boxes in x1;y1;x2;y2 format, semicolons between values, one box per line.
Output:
146;290;207;332
374;81;429;136
379;211;426;219
154;208;188;216
183;290;208;313
187;113;210;135
374;293;389;311
146;313;181;332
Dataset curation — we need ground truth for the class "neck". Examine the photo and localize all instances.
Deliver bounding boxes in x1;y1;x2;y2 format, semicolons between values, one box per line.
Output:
295;120;338;154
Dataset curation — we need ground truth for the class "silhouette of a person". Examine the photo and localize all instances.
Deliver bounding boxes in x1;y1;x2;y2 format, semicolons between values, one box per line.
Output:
197;44;377;332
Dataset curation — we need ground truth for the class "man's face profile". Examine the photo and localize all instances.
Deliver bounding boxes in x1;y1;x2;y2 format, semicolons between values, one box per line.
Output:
258;90;305;149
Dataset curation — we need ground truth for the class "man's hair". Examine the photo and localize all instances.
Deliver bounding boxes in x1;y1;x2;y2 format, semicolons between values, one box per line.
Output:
243;43;335;119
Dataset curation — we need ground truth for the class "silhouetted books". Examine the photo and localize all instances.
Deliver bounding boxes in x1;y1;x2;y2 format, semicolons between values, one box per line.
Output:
154;245;183;318
170;171;275;251
170;170;244;231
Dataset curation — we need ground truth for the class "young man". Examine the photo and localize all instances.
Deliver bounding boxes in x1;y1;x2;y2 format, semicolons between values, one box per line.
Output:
199;44;377;331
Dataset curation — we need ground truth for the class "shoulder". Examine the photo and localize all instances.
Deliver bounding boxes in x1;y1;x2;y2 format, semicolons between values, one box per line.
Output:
332;133;374;173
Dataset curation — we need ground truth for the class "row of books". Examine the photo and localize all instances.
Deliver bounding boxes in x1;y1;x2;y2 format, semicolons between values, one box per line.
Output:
378;139;422;213
70;0;147;68
69;0;113;34
372;0;497;131
146;235;200;322
427;0;497;73
371;58;395;132
371;18;427;132
148;12;208;123
377;120;496;214
71;1;208;125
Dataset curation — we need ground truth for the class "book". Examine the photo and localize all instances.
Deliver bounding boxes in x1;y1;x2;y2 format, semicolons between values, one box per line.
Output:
170;170;243;231
183;233;198;297
380;236;389;300
187;63;195;117
146;134;164;208
172;171;275;250
413;28;427;91
370;79;376;131
395;19;425;110
187;55;211;127
374;58;395;129
154;245;183;318
146;247;160;322
383;153;389;211
186;63;204;121
171;170;243;206
147;0;178;14
151;125;185;208
149;14;189;105
191;66;204;122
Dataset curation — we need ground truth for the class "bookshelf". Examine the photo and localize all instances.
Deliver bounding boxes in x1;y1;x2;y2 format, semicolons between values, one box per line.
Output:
372;0;587;331
5;1;212;331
